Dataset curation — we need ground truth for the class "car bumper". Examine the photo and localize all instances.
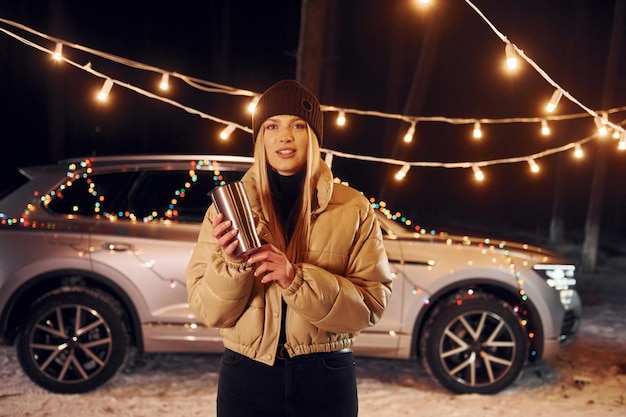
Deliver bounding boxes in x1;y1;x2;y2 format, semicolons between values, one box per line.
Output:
543;289;582;359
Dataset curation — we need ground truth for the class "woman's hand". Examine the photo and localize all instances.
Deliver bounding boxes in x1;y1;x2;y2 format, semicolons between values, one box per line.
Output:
211;212;246;261
247;243;295;289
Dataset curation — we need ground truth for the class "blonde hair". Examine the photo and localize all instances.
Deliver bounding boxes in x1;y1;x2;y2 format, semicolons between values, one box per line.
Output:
252;125;321;263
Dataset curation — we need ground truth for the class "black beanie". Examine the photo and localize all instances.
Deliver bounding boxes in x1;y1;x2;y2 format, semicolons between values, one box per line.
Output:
252;79;323;145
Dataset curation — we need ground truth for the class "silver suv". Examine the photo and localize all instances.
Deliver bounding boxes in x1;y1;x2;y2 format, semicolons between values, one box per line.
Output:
0;155;581;394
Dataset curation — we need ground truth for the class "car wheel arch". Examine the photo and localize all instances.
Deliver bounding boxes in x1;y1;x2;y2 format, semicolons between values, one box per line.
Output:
409;278;543;362
3;268;144;351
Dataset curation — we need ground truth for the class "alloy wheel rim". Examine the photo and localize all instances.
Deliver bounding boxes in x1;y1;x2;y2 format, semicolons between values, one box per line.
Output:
29;303;114;383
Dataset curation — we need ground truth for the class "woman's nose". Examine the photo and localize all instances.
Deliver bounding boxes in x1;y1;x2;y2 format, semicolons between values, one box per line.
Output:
279;128;294;141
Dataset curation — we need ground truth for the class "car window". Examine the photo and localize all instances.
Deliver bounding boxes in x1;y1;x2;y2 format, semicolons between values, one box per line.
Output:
45;168;246;223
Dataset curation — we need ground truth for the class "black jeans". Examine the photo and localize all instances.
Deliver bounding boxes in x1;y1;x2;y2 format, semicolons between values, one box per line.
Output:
217;348;358;417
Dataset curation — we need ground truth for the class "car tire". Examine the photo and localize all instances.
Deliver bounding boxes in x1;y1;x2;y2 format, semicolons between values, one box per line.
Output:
420;293;528;394
15;286;129;393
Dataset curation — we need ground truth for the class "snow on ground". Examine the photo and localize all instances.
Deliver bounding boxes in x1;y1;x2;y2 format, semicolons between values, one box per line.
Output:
1;270;625;417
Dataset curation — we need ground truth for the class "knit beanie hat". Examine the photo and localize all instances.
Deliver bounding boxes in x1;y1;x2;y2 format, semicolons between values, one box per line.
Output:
252;79;323;145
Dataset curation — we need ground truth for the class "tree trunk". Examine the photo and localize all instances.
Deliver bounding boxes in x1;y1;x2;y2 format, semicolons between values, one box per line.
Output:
296;0;326;95
581;0;624;271
549;155;564;246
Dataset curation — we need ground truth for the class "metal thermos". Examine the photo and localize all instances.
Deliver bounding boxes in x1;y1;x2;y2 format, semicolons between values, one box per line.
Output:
208;181;261;256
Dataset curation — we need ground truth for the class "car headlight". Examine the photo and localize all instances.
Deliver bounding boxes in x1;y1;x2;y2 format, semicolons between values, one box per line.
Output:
533;263;576;308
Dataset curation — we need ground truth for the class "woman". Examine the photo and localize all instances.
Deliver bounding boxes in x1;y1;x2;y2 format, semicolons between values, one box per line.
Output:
186;79;392;417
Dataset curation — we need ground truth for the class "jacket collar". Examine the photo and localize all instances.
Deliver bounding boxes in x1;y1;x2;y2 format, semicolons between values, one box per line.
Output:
242;159;334;215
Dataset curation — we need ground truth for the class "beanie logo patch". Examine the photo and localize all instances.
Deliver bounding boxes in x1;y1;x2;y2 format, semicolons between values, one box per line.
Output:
301;99;313;112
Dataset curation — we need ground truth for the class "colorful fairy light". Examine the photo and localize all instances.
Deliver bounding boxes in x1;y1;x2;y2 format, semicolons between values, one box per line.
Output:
368;198;528;255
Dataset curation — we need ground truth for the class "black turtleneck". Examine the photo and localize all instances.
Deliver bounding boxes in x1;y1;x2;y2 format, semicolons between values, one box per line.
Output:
267;166;305;349
268;167;305;243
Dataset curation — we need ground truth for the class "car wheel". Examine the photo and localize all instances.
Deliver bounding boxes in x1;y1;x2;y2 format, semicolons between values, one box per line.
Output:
420;293;528;394
16;286;129;393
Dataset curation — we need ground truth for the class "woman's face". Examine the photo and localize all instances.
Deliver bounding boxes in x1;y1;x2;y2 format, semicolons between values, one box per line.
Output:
261;115;309;176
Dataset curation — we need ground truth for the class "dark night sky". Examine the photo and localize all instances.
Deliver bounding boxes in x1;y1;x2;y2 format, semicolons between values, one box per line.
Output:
0;0;624;242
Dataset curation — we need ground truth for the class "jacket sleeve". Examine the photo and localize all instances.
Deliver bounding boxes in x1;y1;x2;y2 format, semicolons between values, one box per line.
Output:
185;205;255;328
281;197;393;334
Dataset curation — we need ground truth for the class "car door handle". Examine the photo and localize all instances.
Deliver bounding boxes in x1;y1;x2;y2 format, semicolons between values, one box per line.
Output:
102;242;133;252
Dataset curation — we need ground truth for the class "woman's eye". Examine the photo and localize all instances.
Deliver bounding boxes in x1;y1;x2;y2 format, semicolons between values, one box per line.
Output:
293;123;307;130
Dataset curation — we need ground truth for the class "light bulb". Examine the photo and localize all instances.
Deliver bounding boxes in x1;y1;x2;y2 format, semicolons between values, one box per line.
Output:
97;78;114;102
219;124;236;140
159;73;170;91
404;122;416;143
248;96;260;113
395;164;410;181
472;166;485;181
528;159;540;173
594;116;608;137
574;144;584;159
619;131;626;151
505;43;518;70
546;88;562;112
541;119;550;136
337;111;346;126
472;121;482;139
53;42;63;61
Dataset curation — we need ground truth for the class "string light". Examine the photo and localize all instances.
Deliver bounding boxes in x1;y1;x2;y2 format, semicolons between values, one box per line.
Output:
527;158;540;173
472;165;485;182
336;110;346;126
505;43;518;70
219;124;236;140
97;78;114;102
248;96;260;113
619;131;626;151
546;88;562;112
395;164;410;180
540;119;550;136
594;116;608;137
159;73;170;91
404;121;416;143
52;42;63;61
472;121;483;139
1;15;626;187
324;152;334;168
574;144;584;159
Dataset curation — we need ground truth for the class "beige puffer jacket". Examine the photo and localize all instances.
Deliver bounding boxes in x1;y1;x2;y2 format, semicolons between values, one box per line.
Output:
186;161;392;365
